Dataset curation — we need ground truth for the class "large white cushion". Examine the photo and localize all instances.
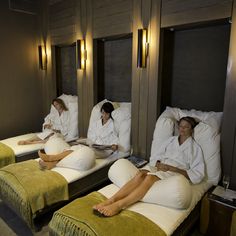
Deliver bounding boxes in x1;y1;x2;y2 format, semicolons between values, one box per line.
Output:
88;99;131;153
44;135;70;155
109;159;192;209
56;146;95;171
150;107;222;185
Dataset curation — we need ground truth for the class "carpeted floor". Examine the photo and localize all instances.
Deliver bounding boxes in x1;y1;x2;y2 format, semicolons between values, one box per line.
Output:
0;199;49;236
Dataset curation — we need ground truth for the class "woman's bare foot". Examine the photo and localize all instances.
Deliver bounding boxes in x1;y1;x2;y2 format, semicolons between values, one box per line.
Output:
97;202;122;217
93;198;114;211
39;159;47;170
18;140;27;145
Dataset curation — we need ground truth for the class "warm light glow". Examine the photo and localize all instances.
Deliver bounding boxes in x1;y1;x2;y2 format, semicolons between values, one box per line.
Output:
38;45;47;70
137;28;148;68
77;39;87;70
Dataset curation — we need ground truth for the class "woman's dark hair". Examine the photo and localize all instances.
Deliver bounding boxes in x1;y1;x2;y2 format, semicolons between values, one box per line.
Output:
178;116;198;129
52;98;68;111
101;102;114;119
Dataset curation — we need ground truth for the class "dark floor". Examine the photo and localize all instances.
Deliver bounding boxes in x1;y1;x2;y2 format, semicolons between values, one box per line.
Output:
0;197;204;236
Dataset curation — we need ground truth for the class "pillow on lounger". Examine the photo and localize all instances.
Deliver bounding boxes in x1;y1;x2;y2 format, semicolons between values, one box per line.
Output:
44;136;70;155
56;146;95;171
109;159;192;209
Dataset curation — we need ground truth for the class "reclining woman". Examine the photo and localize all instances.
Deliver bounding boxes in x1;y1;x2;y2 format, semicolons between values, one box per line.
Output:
39;102;119;170
18;98;69;145
93;116;205;217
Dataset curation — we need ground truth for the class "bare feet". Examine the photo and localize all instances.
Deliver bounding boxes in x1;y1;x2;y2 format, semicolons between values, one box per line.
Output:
93;198;114;211
39;159;47;170
18;140;27;145
96;202;122;217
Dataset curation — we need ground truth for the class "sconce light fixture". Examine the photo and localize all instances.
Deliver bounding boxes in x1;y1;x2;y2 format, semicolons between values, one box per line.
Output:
77;39;87;70
137;28;148;68
38;45;47;70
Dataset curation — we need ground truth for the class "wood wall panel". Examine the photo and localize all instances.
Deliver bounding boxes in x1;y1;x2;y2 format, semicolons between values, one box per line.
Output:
221;0;236;190
161;0;233;28
93;0;133;39
49;0;76;45
131;0;161;158
146;0;162;157
131;0;142;155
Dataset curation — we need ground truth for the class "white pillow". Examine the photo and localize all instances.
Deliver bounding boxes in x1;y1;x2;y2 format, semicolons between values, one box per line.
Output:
56;146;95;171
66;101;79;140
194;122;221;185
44;136;70;155
109;159;192;209
150;117;174;158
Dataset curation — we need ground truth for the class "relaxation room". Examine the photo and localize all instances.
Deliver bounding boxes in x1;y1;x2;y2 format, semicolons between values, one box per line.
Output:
0;0;236;235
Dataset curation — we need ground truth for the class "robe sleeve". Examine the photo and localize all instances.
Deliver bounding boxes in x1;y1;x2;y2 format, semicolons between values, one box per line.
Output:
59;111;70;137
186;143;205;184
149;137;175;166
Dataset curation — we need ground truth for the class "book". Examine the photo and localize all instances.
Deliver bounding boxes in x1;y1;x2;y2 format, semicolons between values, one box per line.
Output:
69;138;89;146
127;156;148;168
91;144;112;150
212;185;236;202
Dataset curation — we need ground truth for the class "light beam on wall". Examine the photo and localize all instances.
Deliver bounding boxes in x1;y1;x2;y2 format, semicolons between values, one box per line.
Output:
77;39;87;70
137;28;148;68
38;45;47;70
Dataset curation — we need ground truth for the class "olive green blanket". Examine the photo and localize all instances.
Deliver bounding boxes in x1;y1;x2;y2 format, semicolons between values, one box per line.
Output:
0;142;15;168
0;160;69;229
49;191;166;236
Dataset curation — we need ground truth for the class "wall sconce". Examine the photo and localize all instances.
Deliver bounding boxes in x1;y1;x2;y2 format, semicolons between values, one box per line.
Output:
137;28;148;68
38;45;47;70
77;39;87;70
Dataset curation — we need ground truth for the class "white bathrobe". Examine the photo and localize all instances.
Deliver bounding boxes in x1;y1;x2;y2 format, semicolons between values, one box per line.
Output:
148;136;205;184
87;118;118;146
39;111;70;139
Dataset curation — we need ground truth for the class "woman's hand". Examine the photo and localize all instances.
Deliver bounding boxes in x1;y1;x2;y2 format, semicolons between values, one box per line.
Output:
111;144;118;151
156;162;171;172
44;124;52;129
52;129;61;133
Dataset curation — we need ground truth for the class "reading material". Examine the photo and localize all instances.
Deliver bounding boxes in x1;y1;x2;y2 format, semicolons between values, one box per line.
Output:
127;156;148;168
91;144;112;150
212;185;236;201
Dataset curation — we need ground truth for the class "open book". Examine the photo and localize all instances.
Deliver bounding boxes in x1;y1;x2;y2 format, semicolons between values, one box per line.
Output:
91;144;112;150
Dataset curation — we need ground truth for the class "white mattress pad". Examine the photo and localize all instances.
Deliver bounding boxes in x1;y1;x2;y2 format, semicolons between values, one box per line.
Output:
1;133;44;156
98;181;211;236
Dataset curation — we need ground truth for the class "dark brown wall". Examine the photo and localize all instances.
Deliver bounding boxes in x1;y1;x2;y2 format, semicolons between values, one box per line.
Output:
221;0;236;190
0;1;44;139
161;23;230;112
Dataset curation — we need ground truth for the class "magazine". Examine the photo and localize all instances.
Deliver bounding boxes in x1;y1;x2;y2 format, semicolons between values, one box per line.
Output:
69;138;89;146
37;129;54;140
127;156;148;168
91;144;112;150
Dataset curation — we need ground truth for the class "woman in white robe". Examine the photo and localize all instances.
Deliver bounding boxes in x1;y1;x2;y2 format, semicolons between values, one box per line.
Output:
18;98;69;145
38;102;119;169
93;116;205;217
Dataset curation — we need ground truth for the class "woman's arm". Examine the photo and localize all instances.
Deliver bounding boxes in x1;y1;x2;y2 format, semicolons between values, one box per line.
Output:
155;162;189;180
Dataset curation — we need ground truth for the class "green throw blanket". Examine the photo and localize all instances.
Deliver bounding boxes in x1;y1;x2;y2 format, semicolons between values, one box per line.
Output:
49;191;166;236
0;160;69;228
0;142;15;168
